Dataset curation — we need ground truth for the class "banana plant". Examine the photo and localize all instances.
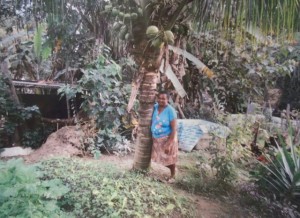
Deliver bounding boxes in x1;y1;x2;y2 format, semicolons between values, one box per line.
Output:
32;24;51;81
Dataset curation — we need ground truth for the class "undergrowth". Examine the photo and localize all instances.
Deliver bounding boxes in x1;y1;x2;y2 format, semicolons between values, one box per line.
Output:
39;158;192;218
176;151;235;196
0;159;69;218
176;149;300;217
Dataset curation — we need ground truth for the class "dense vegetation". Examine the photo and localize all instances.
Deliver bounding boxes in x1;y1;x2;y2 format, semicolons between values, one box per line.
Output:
0;158;192;217
0;159;69;218
0;0;300;217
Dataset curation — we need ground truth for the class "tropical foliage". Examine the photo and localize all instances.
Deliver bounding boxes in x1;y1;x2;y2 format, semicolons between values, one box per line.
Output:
0;75;41;147
58;53;130;154
186;33;297;114
256;131;300;205
0;159;69;218
1;0;300;217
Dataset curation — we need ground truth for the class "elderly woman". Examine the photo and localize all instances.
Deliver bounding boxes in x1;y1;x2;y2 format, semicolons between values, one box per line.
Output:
151;90;178;183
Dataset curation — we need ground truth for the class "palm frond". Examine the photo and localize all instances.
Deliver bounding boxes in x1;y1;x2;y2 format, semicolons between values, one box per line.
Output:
159;59;187;98
191;0;300;41
168;45;214;78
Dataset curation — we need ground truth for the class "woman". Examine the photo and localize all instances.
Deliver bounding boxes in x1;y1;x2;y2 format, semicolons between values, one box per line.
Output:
151;90;178;183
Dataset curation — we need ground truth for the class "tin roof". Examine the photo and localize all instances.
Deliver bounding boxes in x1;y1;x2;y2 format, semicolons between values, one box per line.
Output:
12;80;74;89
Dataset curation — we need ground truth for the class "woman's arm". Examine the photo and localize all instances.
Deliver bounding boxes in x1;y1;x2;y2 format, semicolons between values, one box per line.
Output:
165;119;177;154
169;119;177;141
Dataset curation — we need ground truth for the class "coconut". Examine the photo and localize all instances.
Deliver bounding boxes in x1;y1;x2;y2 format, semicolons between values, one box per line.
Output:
164;30;175;44
125;33;131;40
151;38;164;48
104;5;112;11
146;25;159;38
112;8;119;16
124;13;131;21
130;13;138;20
137;8;143;15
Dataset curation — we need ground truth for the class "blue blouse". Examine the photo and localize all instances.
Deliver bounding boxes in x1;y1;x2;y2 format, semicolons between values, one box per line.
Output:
151;103;177;138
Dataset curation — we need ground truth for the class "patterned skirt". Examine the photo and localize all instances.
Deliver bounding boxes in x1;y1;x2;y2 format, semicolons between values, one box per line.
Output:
151;135;178;166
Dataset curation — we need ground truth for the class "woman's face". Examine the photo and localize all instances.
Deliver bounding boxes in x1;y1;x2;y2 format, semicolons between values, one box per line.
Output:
157;93;168;107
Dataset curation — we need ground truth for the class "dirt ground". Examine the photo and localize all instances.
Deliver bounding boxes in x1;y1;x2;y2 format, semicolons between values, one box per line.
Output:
16;126;254;217
24;126;83;163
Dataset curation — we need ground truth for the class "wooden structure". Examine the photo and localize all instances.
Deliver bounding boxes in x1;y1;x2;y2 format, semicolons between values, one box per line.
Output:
12;79;80;123
12;79;74;91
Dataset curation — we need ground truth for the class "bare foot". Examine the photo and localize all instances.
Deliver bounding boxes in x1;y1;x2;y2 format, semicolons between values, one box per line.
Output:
167;178;176;184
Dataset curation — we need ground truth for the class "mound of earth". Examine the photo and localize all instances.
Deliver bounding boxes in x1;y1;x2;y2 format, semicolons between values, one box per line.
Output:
25;126;83;163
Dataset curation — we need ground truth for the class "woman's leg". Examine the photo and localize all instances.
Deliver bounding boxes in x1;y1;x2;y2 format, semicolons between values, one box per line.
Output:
167;164;176;178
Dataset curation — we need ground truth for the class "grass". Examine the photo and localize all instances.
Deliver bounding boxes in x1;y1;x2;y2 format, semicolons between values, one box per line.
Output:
176;151;234;196
39;157;193;218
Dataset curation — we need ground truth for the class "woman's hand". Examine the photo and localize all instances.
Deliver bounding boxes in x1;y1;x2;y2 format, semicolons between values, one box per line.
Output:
165;146;171;154
164;138;175;154
165;119;177;154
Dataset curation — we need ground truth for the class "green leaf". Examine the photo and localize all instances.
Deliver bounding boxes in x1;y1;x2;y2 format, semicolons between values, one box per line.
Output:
42;46;52;60
278;146;293;181
34;25;43;62
166;203;175;210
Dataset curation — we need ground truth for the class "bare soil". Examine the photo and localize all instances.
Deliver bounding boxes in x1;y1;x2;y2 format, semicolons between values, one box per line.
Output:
24;126;83;163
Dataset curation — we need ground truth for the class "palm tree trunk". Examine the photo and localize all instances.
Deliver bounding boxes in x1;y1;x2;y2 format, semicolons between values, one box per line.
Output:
133;44;164;170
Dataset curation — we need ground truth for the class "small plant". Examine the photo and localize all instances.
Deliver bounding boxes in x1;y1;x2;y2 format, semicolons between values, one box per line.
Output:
211;154;237;185
0;159;69;218
113;138;133;156
209;132;237;186
176;152;235;195
255;129;300;206
176;162;209;194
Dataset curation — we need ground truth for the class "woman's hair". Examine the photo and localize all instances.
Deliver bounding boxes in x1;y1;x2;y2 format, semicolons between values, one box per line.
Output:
158;90;170;98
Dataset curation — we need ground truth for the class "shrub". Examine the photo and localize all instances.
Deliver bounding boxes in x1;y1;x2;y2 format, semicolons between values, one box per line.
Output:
58;55;130;155
0;75;41;147
255;131;300;205
0;159;69;218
